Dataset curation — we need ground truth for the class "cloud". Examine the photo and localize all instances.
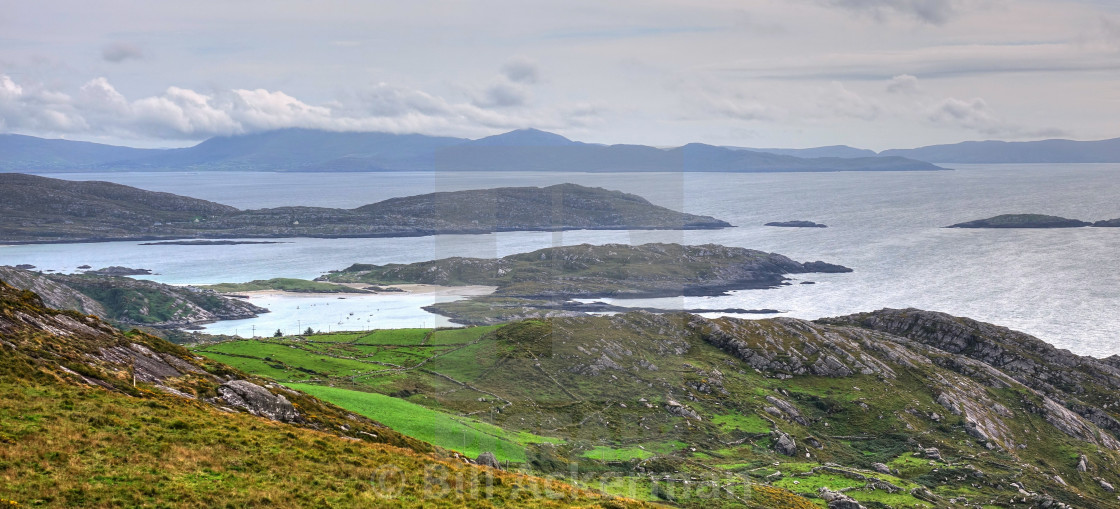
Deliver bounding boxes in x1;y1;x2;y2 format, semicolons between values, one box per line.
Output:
886;74;920;94
0;76;87;133
471;58;542;109
714;42;1120;80
927;96;997;132
0;74;603;141
475;82;529;108
925;96;1066;138
813;81;881;120
812;0;959;25
501;58;540;84
101;42;144;63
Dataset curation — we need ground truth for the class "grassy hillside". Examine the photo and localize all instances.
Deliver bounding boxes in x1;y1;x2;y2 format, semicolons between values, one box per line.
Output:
192;312;1120;508
0;279;655;508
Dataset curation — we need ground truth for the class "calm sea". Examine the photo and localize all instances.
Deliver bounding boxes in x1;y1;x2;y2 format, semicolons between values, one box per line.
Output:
3;166;1118;356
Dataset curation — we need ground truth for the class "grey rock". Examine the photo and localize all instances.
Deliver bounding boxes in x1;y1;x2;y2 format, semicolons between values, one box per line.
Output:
772;431;797;456
665;399;702;420
766;395;809;425
871;462;891;474
922;447;941;461
475;451;501;469
818;487;865;509
1077;454;1088;472
218;380;300;423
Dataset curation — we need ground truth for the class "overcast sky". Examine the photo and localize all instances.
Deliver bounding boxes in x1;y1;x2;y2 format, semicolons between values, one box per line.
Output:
2;0;1119;150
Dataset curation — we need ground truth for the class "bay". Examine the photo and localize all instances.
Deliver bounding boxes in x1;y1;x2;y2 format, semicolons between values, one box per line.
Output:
4;165;1119;356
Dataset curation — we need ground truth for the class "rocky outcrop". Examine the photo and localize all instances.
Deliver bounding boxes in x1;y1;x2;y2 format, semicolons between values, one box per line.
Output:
217;380;301;423
818;487;865;509
475;452;502;469
97;342;204;383
772;431;797;456
766;395;808;425
665;400;702;421
696;317;895;379
822;308;1120;449
0;266;105;316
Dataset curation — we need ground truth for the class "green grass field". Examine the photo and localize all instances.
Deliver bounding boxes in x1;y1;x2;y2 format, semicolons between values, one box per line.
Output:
286;383;560;463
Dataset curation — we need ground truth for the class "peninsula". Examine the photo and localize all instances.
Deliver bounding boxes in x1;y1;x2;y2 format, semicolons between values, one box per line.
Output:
0;174;731;244
0;266;267;328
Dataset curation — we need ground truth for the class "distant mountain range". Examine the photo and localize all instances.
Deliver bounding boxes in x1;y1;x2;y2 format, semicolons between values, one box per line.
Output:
5;128;1120;172
0;128;941;173
880;137;1120;163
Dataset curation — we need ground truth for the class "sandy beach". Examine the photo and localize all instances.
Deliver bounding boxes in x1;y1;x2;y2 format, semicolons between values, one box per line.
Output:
224;283;496;298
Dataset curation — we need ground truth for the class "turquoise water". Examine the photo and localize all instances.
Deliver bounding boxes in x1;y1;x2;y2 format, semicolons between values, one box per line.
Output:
4;165;1119;355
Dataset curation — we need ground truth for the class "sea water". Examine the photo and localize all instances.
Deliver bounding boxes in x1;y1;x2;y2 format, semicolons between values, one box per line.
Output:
3;165;1118;356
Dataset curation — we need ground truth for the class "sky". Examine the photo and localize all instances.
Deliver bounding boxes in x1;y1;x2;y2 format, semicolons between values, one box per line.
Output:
1;0;1119;151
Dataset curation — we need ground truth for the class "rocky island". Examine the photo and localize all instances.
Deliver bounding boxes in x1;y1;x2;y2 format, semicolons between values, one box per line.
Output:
764;220;828;228
1093;218;1120;227
947;214;1092;228
322;242;851;324
0;173;731;244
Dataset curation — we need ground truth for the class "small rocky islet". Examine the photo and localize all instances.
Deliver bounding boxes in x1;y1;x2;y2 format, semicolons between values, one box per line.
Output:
764;220;828;228
947;213;1120;228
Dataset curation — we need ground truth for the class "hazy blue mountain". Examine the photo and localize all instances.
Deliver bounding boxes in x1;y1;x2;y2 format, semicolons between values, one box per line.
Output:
432;139;940;172
0;133;155;171
881;137;1120;163
466;128;580;146
727;145;878;159
0;128;943;172
115;128;466;171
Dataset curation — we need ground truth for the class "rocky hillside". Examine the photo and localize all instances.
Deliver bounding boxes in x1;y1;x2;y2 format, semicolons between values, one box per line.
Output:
0;266;266;328
0;174;730;243
0;280;653;507
214;309;1120;507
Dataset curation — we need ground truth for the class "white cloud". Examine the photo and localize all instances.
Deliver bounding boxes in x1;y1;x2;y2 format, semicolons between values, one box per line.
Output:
0;76;87;133
813;81;882;120
886;74;920;94
0;74;603;141
927;96;997;132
